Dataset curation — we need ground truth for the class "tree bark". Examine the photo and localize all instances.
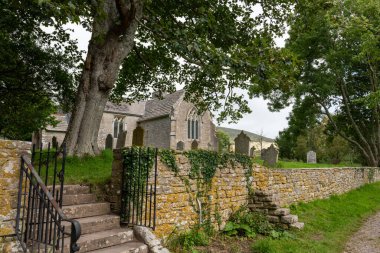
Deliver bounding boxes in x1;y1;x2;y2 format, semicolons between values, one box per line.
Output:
64;0;143;156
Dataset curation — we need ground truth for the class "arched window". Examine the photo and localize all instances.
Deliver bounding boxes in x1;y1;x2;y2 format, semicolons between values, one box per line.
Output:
113;117;125;138
187;109;200;140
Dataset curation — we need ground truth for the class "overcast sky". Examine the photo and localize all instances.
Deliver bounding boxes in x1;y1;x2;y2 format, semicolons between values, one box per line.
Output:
67;25;292;139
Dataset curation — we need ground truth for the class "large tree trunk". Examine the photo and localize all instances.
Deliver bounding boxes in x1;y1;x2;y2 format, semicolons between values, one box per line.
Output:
64;0;143;156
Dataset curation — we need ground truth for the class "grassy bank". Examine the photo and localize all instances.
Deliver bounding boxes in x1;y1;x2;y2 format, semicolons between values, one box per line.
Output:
63;149;113;185
36;149;113;185
253;158;360;168
252;181;380;253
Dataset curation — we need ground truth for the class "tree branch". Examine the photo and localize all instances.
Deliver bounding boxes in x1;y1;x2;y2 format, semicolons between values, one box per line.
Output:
338;79;376;164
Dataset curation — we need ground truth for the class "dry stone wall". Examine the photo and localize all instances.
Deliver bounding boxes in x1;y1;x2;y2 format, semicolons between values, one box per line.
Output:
109;149;380;238
252;166;380;208
0;140;31;252
109;150;252;238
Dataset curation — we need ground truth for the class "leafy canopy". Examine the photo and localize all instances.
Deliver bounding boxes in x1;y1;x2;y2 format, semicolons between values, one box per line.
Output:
274;0;380;165
0;0;82;139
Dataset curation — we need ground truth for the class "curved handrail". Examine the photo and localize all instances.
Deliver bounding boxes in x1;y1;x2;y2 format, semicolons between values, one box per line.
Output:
21;154;81;252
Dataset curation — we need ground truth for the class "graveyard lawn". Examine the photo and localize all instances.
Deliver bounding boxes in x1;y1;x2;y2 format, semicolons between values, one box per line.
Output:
251;181;380;253
53;149;113;185
253;158;361;169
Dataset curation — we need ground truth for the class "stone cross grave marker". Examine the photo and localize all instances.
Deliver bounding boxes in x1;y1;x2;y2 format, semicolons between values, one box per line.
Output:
234;131;251;156
261;144;279;167
105;134;113;149
307;151;317;164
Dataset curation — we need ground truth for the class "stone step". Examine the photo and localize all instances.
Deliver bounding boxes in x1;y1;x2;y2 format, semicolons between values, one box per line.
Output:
62;194;97;206
64;228;135;253
290;222;305;230
87;241;148;253
63;203;110;219
65;215;121;235
47;185;91;195
280;214;298;224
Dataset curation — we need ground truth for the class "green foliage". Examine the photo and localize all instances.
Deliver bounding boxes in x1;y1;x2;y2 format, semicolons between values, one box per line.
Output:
278;0;380;166
278;115;356;164
224;207;273;238
159;149;179;173
122;147;155;187
251;182;380;253
166;225;211;253
112;0;297;123
185;150;220;183
0;0;82;140
216;130;230;153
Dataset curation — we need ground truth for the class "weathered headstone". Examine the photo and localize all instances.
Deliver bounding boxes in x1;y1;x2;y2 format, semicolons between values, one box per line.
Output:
307;151;317;164
105;134;113;149
261;144;279;167
52;136;58;149
116;131;127;148
191;140;198;150
132;126;144;146
176;141;184;151
250;147;256;157
234;131;251;156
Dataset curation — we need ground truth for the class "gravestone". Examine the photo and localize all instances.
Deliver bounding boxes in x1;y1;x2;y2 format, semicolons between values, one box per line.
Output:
116;131;127;148
132;126;144;146
105;134;113;149
261;144;279;167
52;136;58;149
250;147;256;157
191;140;198;150
234;131;251;156
307;151;317;164
176;141;184;151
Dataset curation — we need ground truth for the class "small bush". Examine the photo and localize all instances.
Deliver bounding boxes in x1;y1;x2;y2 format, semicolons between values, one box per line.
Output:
166;225;211;253
223;207;274;237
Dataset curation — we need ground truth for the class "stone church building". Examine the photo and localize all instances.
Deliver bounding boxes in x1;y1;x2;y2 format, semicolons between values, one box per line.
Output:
33;90;218;151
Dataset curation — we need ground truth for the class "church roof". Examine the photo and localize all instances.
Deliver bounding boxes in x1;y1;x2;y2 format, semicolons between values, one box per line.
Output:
216;127;275;143
105;101;146;115
138;90;185;122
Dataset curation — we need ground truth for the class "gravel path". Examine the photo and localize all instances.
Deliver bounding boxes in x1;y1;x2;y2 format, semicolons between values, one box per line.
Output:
343;211;380;253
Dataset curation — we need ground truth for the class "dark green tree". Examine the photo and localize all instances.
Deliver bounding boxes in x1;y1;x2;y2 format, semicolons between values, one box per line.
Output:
45;0;296;156
216;130;230;153
0;0;81;140
274;0;380;166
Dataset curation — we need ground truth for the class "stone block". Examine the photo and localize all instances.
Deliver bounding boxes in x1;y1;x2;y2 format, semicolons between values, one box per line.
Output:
290;222;304;230
267;215;280;223
273;208;290;216
281;214;298;224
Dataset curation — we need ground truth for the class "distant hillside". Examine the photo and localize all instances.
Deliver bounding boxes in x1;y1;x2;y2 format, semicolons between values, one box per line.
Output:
216;127;275;143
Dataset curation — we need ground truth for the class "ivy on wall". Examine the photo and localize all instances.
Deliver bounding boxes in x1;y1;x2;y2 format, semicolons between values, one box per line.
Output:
158;148;254;230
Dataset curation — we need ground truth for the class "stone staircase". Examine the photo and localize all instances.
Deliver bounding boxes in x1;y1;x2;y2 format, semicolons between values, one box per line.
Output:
57;184;148;253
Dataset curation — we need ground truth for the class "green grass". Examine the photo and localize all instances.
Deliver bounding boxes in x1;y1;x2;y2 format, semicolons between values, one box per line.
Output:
251;181;380;253
36;149;113;185
253;158;361;169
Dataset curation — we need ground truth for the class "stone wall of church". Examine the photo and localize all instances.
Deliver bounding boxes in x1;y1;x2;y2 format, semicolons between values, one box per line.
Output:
173;100;216;151
40;130;65;148
98;112;141;149
140;117;171;149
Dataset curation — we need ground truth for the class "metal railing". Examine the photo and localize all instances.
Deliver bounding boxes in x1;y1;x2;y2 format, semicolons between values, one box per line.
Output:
120;147;158;230
15;144;81;253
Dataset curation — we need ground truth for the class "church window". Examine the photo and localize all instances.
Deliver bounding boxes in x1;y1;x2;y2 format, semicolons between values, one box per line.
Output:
187;109;200;140
113;117;124;138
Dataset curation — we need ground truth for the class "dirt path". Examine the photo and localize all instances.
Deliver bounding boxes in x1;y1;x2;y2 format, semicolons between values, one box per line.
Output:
343;211;380;253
